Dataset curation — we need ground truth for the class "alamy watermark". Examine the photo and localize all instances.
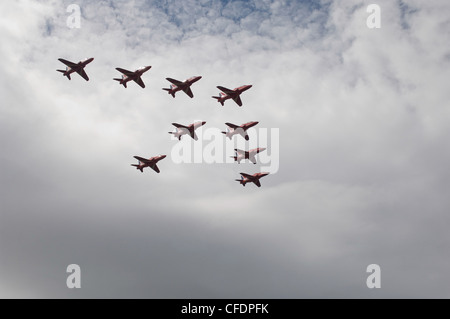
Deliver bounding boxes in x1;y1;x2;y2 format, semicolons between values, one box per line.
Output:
366;4;381;29
66;4;81;29
66;264;81;288
169;126;280;174
366;264;381;288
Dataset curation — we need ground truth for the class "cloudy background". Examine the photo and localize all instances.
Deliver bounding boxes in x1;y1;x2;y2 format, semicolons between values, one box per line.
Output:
1;0;450;298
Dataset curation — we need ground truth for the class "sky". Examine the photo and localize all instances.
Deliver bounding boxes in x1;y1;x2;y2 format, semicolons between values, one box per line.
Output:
1;0;450;298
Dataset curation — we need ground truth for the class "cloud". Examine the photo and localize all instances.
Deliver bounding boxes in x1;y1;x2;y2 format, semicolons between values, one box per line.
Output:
1;0;450;298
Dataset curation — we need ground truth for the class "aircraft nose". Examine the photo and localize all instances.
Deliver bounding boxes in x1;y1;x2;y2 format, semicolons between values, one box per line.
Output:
202;121;206;125
259;147;266;152
161;155;167;159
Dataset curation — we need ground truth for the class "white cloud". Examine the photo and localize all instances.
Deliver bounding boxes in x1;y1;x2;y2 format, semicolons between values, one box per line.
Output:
1;0;450;298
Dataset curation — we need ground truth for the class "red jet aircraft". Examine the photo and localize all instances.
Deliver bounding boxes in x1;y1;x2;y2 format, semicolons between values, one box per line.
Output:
222;121;259;141
163;76;202;98
114;66;151;88
57;57;94;81
235;172;269;187
212;84;252;106
131;155;166;173
232;148;266;164
169;121;206;141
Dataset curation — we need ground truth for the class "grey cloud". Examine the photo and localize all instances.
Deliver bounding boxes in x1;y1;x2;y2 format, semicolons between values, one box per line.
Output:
1;0;450;298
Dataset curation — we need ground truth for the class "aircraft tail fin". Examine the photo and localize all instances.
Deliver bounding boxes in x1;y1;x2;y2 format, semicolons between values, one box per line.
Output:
58;70;71;80
163;88;175;98
222;127;233;139
222;131;233;140
131;164;143;173
114;78;126;88
212;96;224;106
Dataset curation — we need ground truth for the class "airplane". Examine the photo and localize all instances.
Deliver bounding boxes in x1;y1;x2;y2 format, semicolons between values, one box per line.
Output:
212;84;252;106
235;172;269;187
168;121;206;141
163;76;202;98
57;57;94;81
232;147;266;164
131;154;166;173
113;66;151;88
222;121;259;141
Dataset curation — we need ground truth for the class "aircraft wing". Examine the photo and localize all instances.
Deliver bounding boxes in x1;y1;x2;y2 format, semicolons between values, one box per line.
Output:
232;95;243;107
253;179;262;187
134;156;151;164
133;76;146;88
240;173;253;179
166;78;183;86
58;58;77;68
172;123;189;129
234;149;246;156
116;68;135;76
249;155;257;164
191;131;198;141
76;69;89;81
150;164;160;173
182;87;194;98
217;86;235;95
225;122;239;129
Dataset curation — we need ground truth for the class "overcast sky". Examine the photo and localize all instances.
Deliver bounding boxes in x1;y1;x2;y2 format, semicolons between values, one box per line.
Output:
1;0;450;298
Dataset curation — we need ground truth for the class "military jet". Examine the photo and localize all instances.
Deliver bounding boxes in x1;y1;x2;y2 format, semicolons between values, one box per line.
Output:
163;76;202;98
131;154;166;173
57;57;94;81
169;121;206;141
222;121;259;141
235;172;269;187
114;66;151;88
232;148;266;164
212;84;252;106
